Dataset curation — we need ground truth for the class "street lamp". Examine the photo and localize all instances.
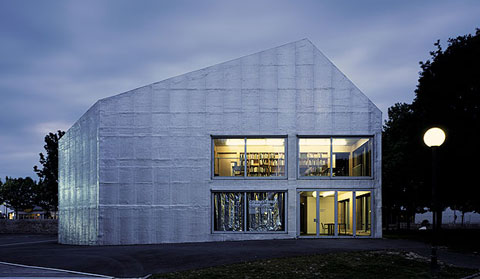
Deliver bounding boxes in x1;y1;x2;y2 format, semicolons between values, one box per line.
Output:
423;127;445;276
423;127;446;147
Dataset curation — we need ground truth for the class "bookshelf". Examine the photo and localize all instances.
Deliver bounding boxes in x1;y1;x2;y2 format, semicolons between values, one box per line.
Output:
240;152;285;177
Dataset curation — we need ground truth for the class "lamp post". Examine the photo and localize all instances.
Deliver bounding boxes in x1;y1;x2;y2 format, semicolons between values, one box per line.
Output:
423;127;446;276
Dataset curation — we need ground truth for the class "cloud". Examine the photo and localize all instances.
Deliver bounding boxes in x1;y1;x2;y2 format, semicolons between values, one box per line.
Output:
33;121;72;137
0;0;479;179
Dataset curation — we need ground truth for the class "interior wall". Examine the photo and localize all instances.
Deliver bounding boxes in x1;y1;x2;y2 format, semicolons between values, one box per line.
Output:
319;196;334;225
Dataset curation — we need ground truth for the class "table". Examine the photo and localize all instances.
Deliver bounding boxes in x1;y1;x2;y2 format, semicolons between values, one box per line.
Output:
325;223;335;235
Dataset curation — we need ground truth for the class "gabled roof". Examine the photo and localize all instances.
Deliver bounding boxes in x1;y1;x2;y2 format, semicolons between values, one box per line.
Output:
99;39;381;115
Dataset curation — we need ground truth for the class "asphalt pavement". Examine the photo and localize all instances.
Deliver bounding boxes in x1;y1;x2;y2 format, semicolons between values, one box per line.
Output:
0;234;478;278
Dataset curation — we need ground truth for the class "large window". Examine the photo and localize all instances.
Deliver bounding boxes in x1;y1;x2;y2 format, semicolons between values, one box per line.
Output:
213;137;286;178
298;137;372;178
213;191;286;232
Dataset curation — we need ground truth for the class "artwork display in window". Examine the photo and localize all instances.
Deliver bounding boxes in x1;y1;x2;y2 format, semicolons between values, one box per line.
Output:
213;191;286;232
247;192;285;231
213;192;244;231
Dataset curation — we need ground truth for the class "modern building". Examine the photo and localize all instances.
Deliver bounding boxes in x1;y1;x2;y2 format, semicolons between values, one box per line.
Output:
59;39;382;245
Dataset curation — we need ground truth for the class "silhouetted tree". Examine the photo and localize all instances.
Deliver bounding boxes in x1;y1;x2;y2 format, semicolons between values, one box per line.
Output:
33;130;65;218
0;177;36;219
383;103;430;229
0;178;4;218
413;29;480;223
0;178;3;204
383;28;480;229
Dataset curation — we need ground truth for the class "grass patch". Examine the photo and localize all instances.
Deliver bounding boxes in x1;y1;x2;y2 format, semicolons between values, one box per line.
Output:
153;250;475;279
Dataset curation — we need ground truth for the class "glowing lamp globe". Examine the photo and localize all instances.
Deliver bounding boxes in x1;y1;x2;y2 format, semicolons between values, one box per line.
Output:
423;127;446;147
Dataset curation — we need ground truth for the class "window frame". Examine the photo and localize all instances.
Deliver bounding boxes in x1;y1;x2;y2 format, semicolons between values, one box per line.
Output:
297;135;374;180
211;190;288;234
211;135;288;180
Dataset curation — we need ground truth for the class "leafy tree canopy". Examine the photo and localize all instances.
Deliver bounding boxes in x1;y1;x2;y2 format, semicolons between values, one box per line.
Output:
33;130;65;215
383;28;480;217
0;177;36;216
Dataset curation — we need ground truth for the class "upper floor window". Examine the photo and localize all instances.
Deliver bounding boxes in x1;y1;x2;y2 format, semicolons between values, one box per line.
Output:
213;137;286;178
299;137;372;177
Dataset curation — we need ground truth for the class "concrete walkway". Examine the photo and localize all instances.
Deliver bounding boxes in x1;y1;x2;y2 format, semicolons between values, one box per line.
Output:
0;234;478;278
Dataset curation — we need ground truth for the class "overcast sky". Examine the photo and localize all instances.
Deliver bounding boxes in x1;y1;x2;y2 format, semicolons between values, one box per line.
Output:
1;0;479;180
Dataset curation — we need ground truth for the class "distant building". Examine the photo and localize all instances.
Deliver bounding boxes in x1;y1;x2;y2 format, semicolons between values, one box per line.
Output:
415;207;480;226
1;205;56;220
0;204;13;219
59;39;382;245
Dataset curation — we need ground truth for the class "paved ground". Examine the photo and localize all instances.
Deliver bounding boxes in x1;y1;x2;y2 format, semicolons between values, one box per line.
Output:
0;234;478;278
0;262;108;278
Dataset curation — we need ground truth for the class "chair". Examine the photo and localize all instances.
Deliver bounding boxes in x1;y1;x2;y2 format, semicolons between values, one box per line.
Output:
321;223;327;234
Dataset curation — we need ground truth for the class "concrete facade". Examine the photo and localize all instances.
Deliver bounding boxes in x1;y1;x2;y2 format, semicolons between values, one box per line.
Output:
59;39;382;245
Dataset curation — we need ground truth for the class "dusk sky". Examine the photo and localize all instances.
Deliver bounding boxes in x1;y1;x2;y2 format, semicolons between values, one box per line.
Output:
1;0;479;180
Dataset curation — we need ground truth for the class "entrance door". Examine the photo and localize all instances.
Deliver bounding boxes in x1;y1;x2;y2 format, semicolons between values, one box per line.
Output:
299;191;317;236
298;191;336;237
298;190;372;237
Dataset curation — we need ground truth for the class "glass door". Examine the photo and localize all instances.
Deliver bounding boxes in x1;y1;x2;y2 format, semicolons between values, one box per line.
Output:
299;190;372;237
318;191;335;236
299;191;336;236
299;191;317;236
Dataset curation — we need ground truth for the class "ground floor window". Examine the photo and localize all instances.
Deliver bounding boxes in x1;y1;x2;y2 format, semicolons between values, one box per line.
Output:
213;191;286;232
213;192;244;231
299;190;372;237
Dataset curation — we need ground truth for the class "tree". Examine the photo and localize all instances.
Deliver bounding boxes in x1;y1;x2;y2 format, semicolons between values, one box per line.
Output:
0;178;3;204
0;177;36;219
383;103;426;229
33;130;65;218
0;178;4;219
413;29;480;220
383;28;480;229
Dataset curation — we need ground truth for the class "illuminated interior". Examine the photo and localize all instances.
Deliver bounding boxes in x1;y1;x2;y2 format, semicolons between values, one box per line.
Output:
213;138;285;177
299;137;372;177
213;139;244;177
299;138;330;176
355;191;371;236
299;190;371;236
338;191;353;235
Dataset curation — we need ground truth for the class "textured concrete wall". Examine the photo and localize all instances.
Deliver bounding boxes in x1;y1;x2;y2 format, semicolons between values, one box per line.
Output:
60;39;382;245
58;103;99;244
